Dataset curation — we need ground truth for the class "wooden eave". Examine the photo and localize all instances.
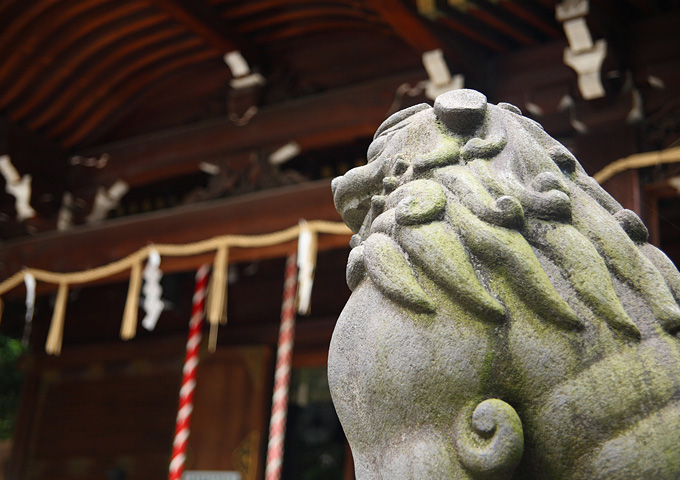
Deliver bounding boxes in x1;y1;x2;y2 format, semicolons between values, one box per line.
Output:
0;179;348;297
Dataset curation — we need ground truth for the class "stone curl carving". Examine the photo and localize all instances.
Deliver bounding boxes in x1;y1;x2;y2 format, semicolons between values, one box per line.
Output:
329;89;680;479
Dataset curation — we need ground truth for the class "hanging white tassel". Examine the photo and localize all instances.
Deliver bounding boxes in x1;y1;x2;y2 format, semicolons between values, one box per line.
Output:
141;249;164;331
22;272;36;345
120;260;143;340
206;245;228;326
24;272;36;320
296;219;318;315
45;282;69;355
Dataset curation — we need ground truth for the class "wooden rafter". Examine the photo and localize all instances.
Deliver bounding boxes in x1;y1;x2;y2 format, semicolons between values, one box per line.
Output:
497;0;562;39
11;12;175;122
62;49;217;147
437;15;511;53
625;0;661;15
70;70;426;189
25;9;173;130
436;3;521;53
365;0;442;52
469;1;542;46
48;37;207;138
365;0;488;79
221;0;373;20
0;0;110;94
254;20;393;44
0;2;152;109
240;7;381;33
147;0;257;62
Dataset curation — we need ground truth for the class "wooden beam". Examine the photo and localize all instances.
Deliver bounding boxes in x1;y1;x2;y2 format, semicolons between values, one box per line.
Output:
437;15;510;53
147;0;257;62
366;0;442;52
61;48;217;148
364;0;479;75
72;70;426;190
238;7;381;33
497;0;562;39
624;0;661;15
0;180;350;296
48;37;208;139
466;3;537;46
20;10;175;129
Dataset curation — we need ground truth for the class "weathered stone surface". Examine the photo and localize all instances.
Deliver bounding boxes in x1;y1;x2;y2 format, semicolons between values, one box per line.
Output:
329;89;680;479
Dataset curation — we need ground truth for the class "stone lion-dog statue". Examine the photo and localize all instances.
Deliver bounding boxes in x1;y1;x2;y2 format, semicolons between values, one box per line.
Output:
329;89;680;479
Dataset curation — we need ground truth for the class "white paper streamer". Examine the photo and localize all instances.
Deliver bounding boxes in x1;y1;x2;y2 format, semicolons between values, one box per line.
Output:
269;141;301;165
57;192;74;231
24;273;36;322
421;49;464;100
422;49;451;87
22;272;36;345
563;39;607;100
85;179;129;223
0;155;37;221
296;219;317;315
141;249;164;331
223;51;250;78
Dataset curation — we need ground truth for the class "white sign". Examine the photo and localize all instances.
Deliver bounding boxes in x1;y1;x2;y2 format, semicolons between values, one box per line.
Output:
182;472;241;480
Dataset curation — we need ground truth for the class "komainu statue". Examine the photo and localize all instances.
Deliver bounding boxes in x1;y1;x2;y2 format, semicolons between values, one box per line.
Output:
329;89;680;479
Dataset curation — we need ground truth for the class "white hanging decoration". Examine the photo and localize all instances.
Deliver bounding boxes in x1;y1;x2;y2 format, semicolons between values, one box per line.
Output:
198;161;220;175
69;153;108;168
556;94;588;133
224;50;265;90
555;0;589;21
421;49;464;100
85;179;129;223
296;219;318;315
224;51;251;78
22;272;36;345
557;0;607;100
524;101;544;116
269;141;301;166
647;75;665;89
563;39;607;100
141;249;164;331
627;87;644;124
0;155;37;221
57;192;74;231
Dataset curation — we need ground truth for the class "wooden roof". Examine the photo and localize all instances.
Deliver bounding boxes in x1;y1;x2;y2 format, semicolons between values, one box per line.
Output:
0;0;679;238
0;0;663;149
1;0;423;148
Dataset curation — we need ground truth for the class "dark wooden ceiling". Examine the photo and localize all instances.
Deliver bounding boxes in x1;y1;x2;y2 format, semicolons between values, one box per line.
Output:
0;0;640;148
1;0;423;149
0;0;679;239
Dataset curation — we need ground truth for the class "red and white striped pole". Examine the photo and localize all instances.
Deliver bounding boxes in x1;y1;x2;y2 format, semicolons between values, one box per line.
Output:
265;253;298;480
169;264;210;480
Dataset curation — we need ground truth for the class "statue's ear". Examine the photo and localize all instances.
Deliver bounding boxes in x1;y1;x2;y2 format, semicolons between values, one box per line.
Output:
374;103;430;139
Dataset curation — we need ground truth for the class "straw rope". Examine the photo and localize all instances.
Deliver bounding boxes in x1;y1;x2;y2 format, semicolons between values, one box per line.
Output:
593;145;680;184
0;220;351;296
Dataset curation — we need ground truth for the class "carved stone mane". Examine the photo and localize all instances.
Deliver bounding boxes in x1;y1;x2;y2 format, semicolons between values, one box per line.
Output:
329;89;680;479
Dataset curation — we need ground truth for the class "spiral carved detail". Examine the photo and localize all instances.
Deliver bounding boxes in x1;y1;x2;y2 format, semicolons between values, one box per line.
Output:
456;399;524;479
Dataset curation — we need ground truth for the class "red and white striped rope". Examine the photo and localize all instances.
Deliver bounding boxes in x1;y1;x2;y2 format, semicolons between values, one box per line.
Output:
265;253;298;480
169;263;210;480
